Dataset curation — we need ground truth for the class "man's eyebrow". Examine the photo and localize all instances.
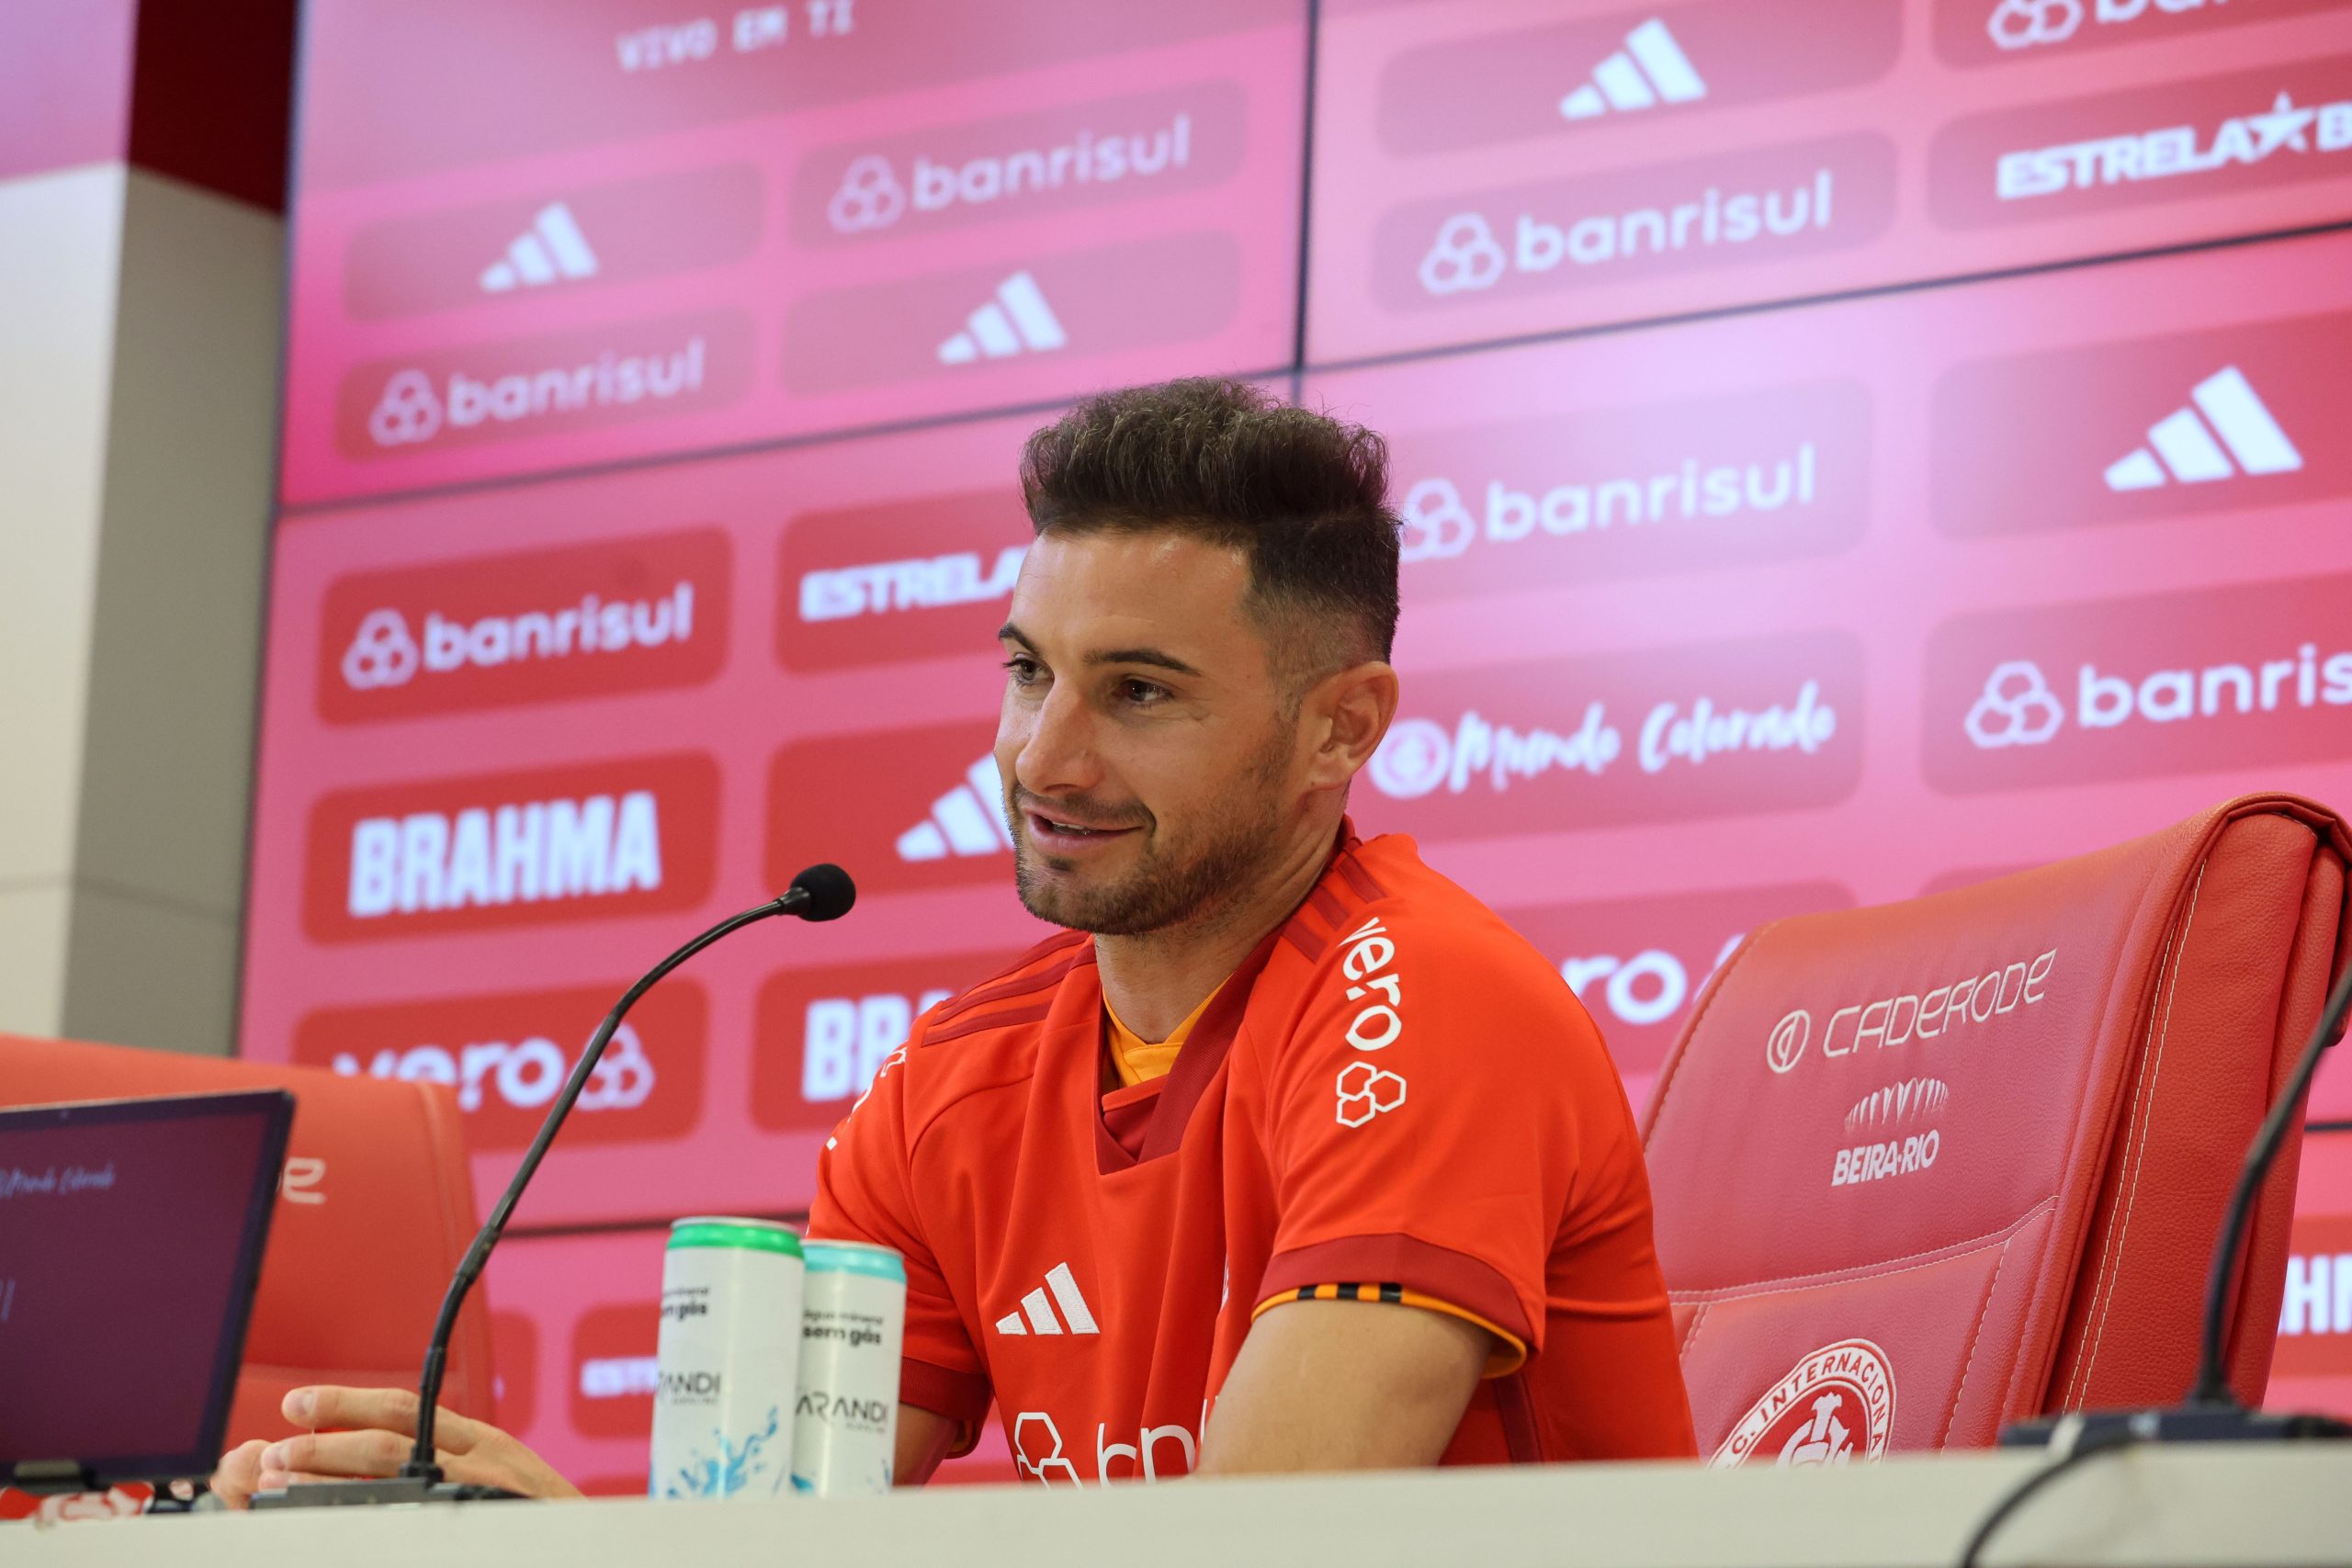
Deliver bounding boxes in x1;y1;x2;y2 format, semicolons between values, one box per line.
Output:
995;624;1203;679
1088;647;1204;678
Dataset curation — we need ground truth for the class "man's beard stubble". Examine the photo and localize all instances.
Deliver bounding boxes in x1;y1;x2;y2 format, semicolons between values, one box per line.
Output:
1010;735;1293;939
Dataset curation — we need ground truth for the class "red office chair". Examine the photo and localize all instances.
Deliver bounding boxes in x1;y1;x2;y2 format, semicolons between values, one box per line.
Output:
0;1037;496;1453
1642;794;2350;1462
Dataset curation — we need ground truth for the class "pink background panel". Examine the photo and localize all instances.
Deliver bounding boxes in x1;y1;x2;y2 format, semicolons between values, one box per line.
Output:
1310;228;2352;1116
240;408;1089;1226
1308;0;2352;363
280;20;1307;505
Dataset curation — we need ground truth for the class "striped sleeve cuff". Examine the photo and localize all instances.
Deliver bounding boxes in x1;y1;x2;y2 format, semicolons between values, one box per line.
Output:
1252;1281;1529;1377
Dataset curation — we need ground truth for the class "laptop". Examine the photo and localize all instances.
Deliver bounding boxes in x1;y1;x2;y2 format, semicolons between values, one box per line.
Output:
0;1089;294;1494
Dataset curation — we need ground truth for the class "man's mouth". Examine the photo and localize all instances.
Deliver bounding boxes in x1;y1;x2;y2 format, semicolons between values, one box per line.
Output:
1025;809;1140;848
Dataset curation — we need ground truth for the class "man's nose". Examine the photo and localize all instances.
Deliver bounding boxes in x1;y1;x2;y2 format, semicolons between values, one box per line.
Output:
1011;682;1101;798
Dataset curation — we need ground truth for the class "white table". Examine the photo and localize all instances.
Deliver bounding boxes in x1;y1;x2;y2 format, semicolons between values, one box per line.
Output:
14;1444;2352;1567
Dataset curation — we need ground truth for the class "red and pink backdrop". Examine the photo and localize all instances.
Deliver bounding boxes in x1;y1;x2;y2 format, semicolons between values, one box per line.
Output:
244;0;2352;1483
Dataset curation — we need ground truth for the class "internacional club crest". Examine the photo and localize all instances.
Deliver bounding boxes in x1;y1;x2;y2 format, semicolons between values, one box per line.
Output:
1709;1337;1896;1468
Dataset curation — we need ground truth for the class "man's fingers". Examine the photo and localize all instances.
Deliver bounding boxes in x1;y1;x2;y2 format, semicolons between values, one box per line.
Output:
210;1440;269;1509
254;1469;358;1492
285;1386;492;1455
262;1428;413;1480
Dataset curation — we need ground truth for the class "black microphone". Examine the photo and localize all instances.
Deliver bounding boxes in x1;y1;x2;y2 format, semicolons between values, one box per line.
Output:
253;864;856;1507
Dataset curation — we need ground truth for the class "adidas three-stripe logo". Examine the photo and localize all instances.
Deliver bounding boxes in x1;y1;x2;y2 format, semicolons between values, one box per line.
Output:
938;271;1068;365
480;203;600;293
2104;366;2303;491
995;1262;1099;1337
1560;18;1707;121
896;756;1012;863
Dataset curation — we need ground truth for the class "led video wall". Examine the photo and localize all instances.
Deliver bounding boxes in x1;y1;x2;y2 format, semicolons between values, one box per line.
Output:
250;0;2352;1479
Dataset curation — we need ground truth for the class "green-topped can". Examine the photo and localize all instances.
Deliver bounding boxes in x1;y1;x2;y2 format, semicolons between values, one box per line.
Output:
650;1216;805;1502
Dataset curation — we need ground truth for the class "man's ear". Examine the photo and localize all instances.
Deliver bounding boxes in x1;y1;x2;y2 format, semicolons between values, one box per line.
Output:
1305;661;1400;792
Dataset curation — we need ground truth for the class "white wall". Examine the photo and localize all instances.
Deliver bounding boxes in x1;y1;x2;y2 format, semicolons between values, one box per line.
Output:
0;164;282;1055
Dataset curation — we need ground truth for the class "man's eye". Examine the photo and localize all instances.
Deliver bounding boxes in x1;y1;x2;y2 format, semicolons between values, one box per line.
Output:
1002;657;1042;685
1120;678;1168;705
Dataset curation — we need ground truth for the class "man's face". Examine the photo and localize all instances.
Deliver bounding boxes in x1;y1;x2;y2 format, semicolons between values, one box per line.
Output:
995;530;1301;937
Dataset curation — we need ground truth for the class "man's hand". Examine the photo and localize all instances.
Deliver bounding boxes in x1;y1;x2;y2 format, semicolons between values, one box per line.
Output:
210;1386;582;1507
1196;1301;1489;1474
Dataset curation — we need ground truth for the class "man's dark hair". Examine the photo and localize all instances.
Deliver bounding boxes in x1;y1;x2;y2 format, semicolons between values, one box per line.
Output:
1019;378;1401;682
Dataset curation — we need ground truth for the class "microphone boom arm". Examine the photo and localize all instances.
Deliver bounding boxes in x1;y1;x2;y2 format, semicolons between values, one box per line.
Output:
403;880;835;1480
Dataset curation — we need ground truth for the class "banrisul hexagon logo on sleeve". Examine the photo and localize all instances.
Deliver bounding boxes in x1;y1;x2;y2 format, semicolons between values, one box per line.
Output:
1710;1338;1895;1467
303;753;718;941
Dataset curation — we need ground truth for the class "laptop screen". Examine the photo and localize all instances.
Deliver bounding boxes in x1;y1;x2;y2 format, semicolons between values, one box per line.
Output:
0;1090;294;1486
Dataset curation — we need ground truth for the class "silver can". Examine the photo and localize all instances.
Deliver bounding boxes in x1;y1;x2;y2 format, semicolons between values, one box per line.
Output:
650;1216;805;1500
791;1240;905;1496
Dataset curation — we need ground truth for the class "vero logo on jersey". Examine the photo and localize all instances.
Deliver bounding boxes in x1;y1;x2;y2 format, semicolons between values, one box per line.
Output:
994;1262;1100;1337
898;756;1013;863
479;202;599;293
1560;18;1706;122
2103;367;2302;491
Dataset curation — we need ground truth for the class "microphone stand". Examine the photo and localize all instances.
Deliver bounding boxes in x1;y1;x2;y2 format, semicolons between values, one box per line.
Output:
254;867;854;1508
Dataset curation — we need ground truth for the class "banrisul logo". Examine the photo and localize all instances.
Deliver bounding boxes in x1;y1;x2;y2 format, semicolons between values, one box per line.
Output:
318;528;729;722
1375;132;1898;310
303;754;718;941
1388;381;1871;596
334;311;752;458
1924;573;2352;794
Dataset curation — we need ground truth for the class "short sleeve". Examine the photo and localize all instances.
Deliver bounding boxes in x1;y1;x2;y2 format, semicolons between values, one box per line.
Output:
804;1030;992;1452
1254;906;1597;1366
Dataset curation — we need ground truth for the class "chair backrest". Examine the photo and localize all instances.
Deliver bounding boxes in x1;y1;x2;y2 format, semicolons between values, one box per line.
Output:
1641;794;2350;1462
0;1035;495;1448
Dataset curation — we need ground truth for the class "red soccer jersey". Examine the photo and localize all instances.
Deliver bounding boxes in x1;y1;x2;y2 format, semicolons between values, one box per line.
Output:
807;826;1697;1483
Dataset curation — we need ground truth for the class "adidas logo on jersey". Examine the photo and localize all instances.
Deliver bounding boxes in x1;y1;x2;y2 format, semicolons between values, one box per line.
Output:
2103;366;2303;491
480;203;600;293
1559;18;1707;121
937;271;1067;365
995;1262;1100;1337
896;756;1013;863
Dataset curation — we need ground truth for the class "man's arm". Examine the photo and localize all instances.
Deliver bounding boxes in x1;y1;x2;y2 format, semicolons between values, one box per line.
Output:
210;1386;965;1505
1195;1302;1488;1474
894;1404;959;1486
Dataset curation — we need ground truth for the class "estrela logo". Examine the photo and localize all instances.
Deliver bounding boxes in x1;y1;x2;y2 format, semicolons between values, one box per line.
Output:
1711;1338;1896;1467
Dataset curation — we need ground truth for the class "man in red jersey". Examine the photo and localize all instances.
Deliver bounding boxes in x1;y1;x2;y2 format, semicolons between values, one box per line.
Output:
213;379;1694;1502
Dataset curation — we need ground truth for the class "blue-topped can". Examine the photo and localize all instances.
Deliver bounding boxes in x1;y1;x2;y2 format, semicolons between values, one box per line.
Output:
791;1239;905;1497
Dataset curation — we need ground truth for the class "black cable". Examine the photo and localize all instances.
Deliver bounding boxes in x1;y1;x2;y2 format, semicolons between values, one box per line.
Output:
2188;956;2352;1406
1956;1420;2140;1568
